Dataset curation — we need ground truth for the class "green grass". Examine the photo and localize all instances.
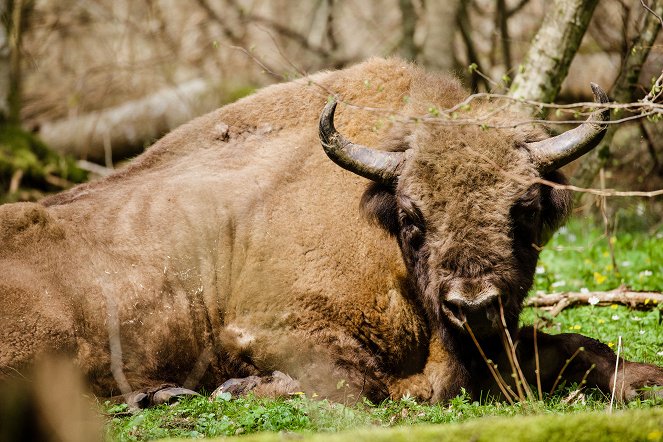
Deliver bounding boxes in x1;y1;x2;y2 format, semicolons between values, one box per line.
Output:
105;215;663;441
533;217;663;293
104;391;663;441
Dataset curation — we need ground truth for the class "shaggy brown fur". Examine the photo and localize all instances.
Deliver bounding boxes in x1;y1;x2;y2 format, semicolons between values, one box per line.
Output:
1;58;662;403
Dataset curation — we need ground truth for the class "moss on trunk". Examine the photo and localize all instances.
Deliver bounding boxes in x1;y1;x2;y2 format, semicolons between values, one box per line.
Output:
0;125;87;202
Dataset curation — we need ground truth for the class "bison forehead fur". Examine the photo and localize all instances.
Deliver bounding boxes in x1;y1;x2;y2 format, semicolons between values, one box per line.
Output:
1;58;662;404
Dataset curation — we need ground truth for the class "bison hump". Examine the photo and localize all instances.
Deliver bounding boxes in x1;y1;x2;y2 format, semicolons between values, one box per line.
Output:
0;202;64;247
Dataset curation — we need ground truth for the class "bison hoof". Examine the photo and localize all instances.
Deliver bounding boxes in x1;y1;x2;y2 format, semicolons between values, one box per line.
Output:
152;387;200;405
126;386;200;410
126;392;150;410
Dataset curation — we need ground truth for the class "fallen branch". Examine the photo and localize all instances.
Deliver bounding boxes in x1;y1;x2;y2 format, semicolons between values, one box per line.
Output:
526;288;663;316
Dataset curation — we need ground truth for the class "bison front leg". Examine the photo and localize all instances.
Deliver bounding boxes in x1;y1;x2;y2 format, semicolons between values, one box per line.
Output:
211;370;300;398
388;333;471;403
515;326;663;402
215;324;393;402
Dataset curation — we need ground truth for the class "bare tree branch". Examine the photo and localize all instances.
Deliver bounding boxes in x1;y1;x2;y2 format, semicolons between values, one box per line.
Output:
572;0;663;193
224;0;338;62
506;0;531;18
458;0;490;91
641;0;663;25
0;1;9;122
194;0;243;45
496;0;512;73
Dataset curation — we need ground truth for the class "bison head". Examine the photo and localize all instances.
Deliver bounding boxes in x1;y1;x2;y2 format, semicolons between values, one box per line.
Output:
319;85;608;338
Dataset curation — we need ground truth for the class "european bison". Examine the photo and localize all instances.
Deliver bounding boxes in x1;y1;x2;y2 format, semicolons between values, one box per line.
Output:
1;58;662;405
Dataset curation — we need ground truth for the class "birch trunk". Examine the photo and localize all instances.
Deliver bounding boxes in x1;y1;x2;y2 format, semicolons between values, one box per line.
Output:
508;0;599;105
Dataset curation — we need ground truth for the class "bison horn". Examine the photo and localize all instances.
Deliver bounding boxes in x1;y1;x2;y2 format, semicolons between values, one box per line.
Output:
528;83;609;173
319;100;406;184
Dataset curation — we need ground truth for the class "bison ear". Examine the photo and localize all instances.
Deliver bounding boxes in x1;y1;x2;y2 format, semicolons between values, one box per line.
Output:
360;182;399;236
540;171;572;243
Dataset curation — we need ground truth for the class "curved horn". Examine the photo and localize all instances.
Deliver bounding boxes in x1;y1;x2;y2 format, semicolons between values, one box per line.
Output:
319;100;405;184
528;83;610;173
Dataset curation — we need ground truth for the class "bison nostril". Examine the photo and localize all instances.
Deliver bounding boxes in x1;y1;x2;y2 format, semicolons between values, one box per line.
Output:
444;300;466;324
442;287;502;331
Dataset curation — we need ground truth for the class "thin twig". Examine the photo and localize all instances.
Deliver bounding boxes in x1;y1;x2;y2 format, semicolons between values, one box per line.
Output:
579;363;596;389
464;322;516;404
498;297;535;401
609;336;622;412
599;169;620;274
640;0;663;26
9;169;23;193
550;347;585;395
533;326;543;400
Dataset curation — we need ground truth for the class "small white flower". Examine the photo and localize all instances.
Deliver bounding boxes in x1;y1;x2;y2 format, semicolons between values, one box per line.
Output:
639;270;653;277
658;351;663;356
536;266;545;275
631;316;642;321
551;281;566;288
580;287;590;294
639;330;645;335
588;296;599;306
620;261;631;267
611;315;620;321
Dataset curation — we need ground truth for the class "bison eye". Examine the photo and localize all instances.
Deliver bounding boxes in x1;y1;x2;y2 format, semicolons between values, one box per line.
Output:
510;201;543;247
512;203;541;224
398;208;425;249
517;207;538;223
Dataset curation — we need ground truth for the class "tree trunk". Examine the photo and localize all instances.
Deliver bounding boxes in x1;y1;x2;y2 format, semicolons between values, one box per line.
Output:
509;0;599;106
398;0;418;61
38;79;251;165
0;1;11;123
421;0;461;72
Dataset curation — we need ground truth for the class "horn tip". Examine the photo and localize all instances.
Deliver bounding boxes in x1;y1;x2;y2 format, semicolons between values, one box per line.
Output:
322;98;338;115
590;83;609;104
319;99;338;143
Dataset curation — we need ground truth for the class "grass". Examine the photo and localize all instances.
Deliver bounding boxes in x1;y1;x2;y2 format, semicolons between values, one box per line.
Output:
105;213;663;441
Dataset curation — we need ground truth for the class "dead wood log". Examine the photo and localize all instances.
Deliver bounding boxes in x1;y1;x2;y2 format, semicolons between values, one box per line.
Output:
526;288;663;317
37;78;252;165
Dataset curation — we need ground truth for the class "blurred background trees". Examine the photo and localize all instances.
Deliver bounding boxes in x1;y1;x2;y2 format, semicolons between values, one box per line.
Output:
0;0;86;201
0;0;661;208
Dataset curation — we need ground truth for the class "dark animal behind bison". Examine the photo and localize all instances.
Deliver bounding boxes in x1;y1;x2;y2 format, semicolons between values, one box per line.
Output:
1;58;662;407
